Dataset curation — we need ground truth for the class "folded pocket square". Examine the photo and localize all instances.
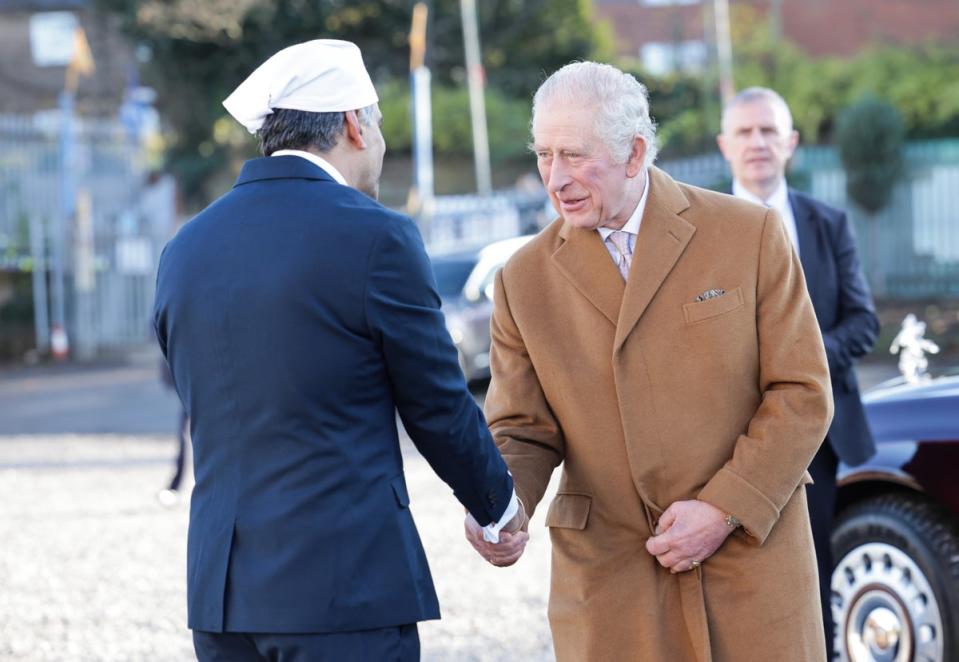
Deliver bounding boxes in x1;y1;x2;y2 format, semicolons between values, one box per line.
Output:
694;288;725;303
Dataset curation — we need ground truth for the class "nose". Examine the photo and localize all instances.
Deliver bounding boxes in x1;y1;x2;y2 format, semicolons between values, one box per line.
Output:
748;128;767;148
546;157;572;194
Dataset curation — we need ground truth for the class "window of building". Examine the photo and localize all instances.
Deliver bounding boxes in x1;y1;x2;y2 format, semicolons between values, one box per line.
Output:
640;40;707;76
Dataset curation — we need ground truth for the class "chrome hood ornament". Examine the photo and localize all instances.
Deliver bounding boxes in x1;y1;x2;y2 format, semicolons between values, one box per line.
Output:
890;314;940;384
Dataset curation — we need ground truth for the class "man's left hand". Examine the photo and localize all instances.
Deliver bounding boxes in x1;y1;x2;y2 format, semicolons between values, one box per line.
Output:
644;500;734;573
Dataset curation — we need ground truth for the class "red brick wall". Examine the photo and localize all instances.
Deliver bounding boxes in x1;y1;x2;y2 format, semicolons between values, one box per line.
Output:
595;0;959;58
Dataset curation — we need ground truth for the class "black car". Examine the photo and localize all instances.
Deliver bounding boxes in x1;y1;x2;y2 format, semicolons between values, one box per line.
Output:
430;236;533;383
832;372;959;661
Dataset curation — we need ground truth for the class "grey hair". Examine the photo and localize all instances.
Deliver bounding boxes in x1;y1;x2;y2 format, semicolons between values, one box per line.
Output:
532;61;658;168
721;87;794;134
258;104;376;156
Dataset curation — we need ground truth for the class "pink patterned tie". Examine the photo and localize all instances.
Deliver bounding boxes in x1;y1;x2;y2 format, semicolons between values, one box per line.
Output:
606;230;633;281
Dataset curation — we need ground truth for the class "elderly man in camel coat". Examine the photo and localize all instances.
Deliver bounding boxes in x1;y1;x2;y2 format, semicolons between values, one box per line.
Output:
464;61;834;662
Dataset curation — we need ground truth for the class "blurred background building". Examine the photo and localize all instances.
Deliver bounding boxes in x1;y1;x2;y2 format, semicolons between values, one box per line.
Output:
597;0;959;75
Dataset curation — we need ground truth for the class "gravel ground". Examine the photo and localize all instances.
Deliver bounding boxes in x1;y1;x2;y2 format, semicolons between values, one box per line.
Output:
0;362;902;661
0;435;557;662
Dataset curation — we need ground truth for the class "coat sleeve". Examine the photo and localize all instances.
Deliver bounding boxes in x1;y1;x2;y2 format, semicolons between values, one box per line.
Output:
365;216;513;526
698;208;834;544
484;267;565;520
821;210;879;379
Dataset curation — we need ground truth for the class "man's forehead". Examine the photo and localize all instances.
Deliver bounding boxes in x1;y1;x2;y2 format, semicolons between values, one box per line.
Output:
726;99;790;131
532;108;596;143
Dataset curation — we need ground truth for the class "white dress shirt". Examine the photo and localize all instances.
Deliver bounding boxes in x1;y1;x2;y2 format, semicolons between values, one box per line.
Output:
271;149;349;186
732;178;800;257
272;148;520;543
596;169;650;262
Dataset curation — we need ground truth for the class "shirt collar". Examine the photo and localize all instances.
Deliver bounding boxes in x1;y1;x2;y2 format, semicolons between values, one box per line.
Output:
732;177;788;209
271;149;348;186
597;169;649;241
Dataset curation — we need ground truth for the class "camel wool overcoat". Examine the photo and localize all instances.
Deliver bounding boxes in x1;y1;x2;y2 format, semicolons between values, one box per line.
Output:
485;167;834;662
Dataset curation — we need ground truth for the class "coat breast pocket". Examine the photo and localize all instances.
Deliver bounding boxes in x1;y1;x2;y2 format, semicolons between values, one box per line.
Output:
682;286;744;325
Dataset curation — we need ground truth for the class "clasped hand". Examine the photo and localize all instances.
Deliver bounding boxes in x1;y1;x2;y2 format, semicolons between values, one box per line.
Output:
644;499;734;573
463;501;529;567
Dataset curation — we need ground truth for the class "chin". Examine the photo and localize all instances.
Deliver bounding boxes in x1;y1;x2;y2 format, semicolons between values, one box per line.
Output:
564;215;601;230
745;166;775;181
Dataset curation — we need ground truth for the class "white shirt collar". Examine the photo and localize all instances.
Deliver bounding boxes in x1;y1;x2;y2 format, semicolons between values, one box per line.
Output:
732;177;800;255
271;149;348;186
732;177;788;210
597;169;650;241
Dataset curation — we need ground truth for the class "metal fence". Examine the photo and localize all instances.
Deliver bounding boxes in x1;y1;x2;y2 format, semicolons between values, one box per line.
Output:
0;113;174;359
419;140;959;298
2;114;954;362
419;188;550;254
659;140;959;298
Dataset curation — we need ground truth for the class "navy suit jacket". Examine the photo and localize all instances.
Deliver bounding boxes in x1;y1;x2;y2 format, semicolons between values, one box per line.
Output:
153;156;514;634
788;189;879;466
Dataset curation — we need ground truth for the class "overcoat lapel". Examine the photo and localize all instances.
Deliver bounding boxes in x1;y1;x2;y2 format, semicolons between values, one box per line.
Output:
552;221;625;326
613;167;695;354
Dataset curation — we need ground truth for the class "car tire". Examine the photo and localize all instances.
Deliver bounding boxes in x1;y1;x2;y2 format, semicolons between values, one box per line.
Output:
831;494;959;662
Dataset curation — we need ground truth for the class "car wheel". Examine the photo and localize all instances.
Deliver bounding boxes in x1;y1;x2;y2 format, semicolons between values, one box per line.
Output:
831;495;959;662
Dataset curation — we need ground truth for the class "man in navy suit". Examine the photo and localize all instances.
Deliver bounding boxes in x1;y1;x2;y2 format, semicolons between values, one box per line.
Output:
153;40;528;661
718;87;879;656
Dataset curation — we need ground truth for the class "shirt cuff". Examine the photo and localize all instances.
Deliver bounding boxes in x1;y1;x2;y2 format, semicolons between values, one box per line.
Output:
482;489;519;544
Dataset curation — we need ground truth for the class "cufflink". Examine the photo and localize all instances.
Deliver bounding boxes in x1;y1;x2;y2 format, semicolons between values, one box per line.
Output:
724;513;741;529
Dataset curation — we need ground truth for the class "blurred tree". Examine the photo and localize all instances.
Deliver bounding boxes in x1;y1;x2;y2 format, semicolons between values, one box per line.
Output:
836;95;904;215
378;80;531;160
730;5;959;145
836;95;905;295
95;0;609;207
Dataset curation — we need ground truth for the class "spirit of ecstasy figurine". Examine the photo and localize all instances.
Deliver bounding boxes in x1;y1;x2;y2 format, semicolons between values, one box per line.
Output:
890;314;940;384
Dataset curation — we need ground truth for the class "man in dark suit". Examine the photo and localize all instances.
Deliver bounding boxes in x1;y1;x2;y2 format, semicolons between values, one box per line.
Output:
717;86;879;656
153;40;527;662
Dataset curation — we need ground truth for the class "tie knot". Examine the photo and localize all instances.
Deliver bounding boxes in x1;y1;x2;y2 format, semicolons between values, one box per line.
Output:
607;230;633;257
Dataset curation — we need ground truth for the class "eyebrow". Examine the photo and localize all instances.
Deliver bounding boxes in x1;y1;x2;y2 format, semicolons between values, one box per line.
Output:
737;122;780;132
528;143;588;154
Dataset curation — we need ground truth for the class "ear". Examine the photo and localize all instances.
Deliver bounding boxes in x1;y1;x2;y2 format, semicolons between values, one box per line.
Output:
343;110;367;150
785;129;799;157
716;133;729;161
625;136;647;178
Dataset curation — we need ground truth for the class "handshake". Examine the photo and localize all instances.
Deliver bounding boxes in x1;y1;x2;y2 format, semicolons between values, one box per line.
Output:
463;499;530;567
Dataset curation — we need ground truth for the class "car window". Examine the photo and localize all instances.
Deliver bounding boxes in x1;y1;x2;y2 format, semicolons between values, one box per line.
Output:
477;260;506;298
430;258;477;298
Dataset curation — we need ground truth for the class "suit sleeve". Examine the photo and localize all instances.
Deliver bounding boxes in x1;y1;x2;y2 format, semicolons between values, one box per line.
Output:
153;244;170;359
365;216;513;526
483;268;565;520
698;209;834;544
821;211;879;378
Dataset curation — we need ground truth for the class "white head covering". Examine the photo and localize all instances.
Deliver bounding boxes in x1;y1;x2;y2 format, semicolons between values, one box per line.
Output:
223;39;379;134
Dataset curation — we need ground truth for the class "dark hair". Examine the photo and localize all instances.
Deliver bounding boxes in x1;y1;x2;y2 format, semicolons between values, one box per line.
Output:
257;105;376;156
